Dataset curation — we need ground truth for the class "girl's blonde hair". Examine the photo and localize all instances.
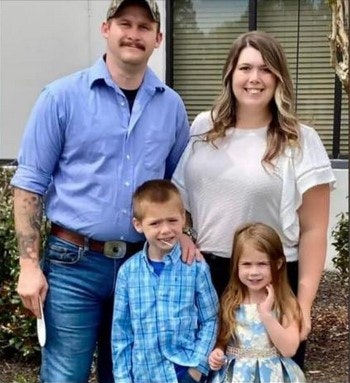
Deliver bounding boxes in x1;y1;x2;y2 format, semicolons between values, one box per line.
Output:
206;31;300;167
216;222;303;348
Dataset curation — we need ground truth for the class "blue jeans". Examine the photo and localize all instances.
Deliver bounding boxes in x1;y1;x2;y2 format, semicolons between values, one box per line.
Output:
40;235;129;383
178;370;207;383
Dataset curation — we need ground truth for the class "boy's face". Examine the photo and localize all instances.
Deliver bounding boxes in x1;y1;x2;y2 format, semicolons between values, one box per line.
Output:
133;198;185;259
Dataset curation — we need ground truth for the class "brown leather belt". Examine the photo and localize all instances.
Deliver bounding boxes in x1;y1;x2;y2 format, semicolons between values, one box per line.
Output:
51;223;143;259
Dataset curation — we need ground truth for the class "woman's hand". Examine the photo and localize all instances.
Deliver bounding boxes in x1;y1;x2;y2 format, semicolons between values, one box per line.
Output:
179;233;203;264
299;304;311;340
208;348;226;371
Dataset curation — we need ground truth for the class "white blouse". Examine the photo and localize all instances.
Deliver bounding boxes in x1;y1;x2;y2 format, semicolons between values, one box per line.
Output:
172;111;336;262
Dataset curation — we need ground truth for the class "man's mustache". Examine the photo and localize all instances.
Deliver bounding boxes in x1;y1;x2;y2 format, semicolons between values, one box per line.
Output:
120;40;145;51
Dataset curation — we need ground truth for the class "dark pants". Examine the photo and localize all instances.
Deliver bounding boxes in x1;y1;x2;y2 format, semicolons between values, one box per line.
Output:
203;253;306;370
177;370;207;383
286;261;307;370
202;253;231;298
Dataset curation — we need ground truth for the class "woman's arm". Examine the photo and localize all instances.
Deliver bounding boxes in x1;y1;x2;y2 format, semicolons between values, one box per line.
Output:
297;183;331;339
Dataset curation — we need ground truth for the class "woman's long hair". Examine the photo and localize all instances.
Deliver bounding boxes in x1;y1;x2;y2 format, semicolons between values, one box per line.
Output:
216;222;303;348
206;31;300;167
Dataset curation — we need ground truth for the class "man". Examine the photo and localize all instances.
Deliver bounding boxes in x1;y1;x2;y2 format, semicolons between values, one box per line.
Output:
11;1;190;382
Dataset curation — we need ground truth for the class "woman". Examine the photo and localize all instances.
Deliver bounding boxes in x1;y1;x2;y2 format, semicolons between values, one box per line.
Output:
172;31;335;369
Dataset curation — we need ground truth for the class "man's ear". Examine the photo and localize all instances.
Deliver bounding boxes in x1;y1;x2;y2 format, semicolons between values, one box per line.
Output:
101;20;110;39
155;32;163;48
133;217;143;233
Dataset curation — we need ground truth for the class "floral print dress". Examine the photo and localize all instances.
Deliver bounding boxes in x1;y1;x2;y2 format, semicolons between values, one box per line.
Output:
209;304;306;383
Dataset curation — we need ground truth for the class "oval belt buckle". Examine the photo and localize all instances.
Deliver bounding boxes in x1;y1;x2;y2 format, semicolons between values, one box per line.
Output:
103;241;127;258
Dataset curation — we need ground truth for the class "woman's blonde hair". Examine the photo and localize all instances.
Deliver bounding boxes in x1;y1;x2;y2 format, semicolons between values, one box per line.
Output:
206;31;300;167
216;222;303;348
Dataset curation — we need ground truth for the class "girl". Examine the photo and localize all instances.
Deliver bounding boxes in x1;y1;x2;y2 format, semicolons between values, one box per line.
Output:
208;223;306;383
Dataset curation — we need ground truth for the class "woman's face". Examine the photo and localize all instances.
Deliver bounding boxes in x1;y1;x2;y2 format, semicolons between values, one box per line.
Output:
231;46;277;113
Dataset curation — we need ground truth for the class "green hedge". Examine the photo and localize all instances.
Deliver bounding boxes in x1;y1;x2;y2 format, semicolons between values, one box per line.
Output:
331;211;349;285
0;166;40;360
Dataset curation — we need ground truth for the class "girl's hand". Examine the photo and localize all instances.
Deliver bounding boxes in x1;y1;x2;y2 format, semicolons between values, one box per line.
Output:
208;348;226;371
258;284;275;315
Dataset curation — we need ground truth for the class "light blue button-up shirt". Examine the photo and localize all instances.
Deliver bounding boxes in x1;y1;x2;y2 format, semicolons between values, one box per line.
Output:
11;57;189;241
112;243;219;383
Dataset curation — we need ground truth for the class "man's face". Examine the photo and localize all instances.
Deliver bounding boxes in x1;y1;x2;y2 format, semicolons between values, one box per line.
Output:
101;4;162;68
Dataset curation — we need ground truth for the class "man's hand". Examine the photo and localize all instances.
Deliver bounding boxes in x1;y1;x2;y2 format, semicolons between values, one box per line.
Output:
179;233;203;264
17;262;48;318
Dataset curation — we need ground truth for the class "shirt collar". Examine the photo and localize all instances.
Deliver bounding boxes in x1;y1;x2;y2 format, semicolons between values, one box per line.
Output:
141;242;182;265
89;56;165;94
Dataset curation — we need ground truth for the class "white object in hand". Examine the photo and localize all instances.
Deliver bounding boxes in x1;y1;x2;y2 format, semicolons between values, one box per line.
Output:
37;298;46;347
160;239;173;247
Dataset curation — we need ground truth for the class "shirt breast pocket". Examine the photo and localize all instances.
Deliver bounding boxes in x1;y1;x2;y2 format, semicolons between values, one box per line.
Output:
143;132;173;171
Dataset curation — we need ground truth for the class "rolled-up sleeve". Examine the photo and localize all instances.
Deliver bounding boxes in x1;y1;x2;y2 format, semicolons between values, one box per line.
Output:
11;88;64;195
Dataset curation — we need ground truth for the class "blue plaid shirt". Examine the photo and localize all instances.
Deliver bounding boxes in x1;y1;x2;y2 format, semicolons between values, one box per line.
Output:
112;243;219;383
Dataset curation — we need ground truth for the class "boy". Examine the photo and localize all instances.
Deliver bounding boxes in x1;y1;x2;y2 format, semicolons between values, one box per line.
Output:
112;180;219;383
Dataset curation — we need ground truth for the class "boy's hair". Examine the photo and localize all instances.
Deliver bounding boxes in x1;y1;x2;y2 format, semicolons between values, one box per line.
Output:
217;222;303;348
133;179;184;220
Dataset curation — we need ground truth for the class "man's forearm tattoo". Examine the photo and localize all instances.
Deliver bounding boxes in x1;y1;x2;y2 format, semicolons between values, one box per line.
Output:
17;194;43;260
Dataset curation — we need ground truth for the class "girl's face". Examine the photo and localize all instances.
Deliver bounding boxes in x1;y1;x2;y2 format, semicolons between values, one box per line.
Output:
231;46;277;113
238;243;272;293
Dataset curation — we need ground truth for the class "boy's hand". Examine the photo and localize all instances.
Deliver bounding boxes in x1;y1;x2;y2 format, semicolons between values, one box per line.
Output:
179;233;203;264
208;348;226;371
258;284;275;315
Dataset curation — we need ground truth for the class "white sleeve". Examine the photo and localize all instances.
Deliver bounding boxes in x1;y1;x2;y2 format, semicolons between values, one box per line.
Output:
280;125;336;245
171;142;191;211
294;125;336;202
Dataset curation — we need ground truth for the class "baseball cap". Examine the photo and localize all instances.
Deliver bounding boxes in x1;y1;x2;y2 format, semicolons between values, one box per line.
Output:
106;0;160;24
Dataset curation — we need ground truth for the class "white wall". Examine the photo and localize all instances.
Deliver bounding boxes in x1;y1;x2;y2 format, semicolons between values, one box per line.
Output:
325;167;349;270
0;0;166;160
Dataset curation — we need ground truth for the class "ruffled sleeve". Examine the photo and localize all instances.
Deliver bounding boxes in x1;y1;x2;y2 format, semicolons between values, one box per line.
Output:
280;124;336;248
293;124;336;206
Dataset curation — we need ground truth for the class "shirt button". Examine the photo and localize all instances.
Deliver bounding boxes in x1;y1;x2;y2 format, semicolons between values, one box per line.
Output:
122;209;127;214
125;181;130;187
126;154;130;160
120;236;125;240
